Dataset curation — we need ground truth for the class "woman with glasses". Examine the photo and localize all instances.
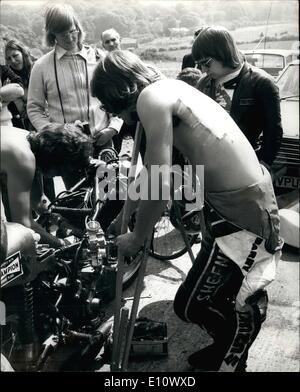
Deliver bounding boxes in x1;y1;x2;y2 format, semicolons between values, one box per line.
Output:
193;25;283;170
91;50;283;372
27;3;122;190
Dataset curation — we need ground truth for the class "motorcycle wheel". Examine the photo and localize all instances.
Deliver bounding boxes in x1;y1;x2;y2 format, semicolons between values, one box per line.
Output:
122;252;144;289
149;201;198;261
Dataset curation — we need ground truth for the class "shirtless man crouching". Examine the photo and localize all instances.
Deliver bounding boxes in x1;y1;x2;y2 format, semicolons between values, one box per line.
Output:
1;124;93;248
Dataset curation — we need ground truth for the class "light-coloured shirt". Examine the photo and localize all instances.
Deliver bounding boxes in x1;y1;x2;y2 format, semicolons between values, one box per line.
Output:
27;44;122;135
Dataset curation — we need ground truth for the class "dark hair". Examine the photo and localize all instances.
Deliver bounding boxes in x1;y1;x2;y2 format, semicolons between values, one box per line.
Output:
194;28;202;38
177;67;202;88
91;50;162;115
192;25;243;69
44;3;85;47
27;123;92;173
4;39;35;87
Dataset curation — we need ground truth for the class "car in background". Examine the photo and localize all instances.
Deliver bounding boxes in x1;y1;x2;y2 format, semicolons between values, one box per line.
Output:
242;49;299;78
272;59;299;199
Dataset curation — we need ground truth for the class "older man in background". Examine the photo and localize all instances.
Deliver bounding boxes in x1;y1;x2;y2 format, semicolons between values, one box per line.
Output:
101;28;121;52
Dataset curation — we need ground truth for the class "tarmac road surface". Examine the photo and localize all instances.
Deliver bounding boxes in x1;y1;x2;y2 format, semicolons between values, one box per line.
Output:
93;242;299;373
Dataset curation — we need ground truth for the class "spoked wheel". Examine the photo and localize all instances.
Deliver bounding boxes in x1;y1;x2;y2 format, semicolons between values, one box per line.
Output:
149;201;198;261
122;252;144;288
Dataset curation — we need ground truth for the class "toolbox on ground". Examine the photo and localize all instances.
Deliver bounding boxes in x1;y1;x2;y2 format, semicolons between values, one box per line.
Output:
130;317;168;357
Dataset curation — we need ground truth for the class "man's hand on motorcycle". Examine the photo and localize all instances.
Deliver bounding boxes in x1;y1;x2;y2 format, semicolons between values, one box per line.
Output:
30;230;41;244
115;232;143;257
94;127;118;146
73;119;85;130
107;212;124;237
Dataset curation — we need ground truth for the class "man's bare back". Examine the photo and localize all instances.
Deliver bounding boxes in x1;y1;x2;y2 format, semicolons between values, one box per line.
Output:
1;126;36;227
137;79;263;192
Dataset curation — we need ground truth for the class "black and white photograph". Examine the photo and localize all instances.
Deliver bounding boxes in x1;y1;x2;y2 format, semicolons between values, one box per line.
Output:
0;0;299;379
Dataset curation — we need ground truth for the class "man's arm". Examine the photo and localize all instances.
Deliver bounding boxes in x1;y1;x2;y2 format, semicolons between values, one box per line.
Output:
27;61;51;131
107;115;123;133
129;89;173;242
94;115;123;146
30;220;64;248
109;87;176;256
5;221;37;259
6;150;35;228
6;153;64;248
256;77;283;166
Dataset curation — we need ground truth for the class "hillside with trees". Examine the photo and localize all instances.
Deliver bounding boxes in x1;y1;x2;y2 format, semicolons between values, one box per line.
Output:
0;0;298;69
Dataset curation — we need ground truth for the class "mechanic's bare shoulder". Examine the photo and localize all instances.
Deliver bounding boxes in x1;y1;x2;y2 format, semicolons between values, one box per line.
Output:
1;126;35;180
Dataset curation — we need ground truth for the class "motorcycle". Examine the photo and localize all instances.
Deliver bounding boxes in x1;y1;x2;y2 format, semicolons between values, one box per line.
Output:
1;149;143;371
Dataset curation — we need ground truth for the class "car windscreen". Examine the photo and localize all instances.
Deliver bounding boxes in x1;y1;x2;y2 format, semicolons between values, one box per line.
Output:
276;64;299;99
244;53;285;69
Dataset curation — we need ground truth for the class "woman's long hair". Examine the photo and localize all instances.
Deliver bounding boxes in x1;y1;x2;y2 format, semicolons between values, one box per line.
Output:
4;39;35;87
91;50;162;115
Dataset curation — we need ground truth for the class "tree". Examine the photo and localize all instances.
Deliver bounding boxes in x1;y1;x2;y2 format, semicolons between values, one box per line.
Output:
31;15;44;37
161;15;178;36
150;20;164;37
180;12;202;29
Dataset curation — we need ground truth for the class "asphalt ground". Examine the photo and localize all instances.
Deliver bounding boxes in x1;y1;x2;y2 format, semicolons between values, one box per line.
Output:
92;242;299;373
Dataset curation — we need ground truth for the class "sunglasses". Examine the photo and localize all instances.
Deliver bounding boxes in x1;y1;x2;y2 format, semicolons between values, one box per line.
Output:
196;57;213;69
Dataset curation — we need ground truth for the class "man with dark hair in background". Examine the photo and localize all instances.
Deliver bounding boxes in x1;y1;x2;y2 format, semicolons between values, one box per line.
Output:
181;28;202;70
193;25;283;170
